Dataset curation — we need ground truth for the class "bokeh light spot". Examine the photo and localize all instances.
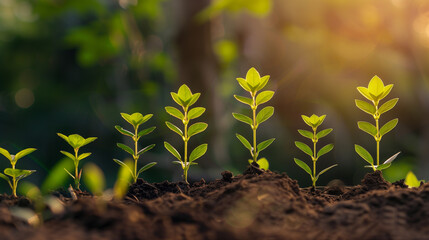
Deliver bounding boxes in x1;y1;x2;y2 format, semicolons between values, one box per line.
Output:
15;88;34;108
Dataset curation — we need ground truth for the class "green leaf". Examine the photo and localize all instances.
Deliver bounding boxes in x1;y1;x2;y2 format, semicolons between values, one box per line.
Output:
294;158;312;176
405;171;422;188
171;92;184;107
164;142;181;161
82;137;97;147
68;134;85;149
234;95;252;106
298;129;313;139
236;77;251;92
368;75;385;98
165;106;184;120
358;121;377;137
355;144;373;165
315;164;338;181
379;84;394;101
255;75;270;91
246;67;261;88
4;168;35;179
120;113;133;125
188;93;201;107
380;118;398;137
378;98;399;115
257;138;275;153
57;133;69;144
78;152;91;161
140;114;153;125
189;144;208;162
295;141;313;157
117;143;134;156
13;148;36;162
115;126;134;137
255;91;274;106
357;87;373;101
256;106;274;125
138;127;156;138
355;99;376;115
236;134;252;153
188;107;206;120
60;151;76;161
314;114;326;127
254;158;269;170
317;144;334;159
376;163;391;170
0;148;12;161
166;121;183;137
113;159;133;177
137;162;157;176
188;122;208;138
0;173;10;185
83;163;105;196
64;168;75;179
137;144;155;156
232;113;253;126
316;128;333;139
178;84;193;102
301;115;312;128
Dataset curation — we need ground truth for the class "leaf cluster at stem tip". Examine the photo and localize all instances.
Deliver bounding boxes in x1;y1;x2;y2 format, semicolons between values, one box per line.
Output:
294;114;337;188
164;84;208;184
114;112;157;183
233;67;275;169
354;75;399;171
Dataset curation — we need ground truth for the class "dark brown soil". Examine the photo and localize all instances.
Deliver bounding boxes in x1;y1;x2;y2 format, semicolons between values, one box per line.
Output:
1;167;429;240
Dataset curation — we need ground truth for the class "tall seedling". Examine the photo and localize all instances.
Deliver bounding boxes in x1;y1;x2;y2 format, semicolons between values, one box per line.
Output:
294;114;337;188
0;147;36;197
355;76;400;171
114;112;157;183
233;67;275;169
164;84;208;184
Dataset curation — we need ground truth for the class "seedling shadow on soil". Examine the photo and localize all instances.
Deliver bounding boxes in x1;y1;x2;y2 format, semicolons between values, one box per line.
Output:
1;167;429;240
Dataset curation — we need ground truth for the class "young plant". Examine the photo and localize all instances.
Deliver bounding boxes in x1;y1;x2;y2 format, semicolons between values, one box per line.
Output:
355;75;400;171
405;171;425;188
164;84;208;184
294;114;337;188
57;133;97;190
0;147;37;197
233;67;275;169
114;112;157;183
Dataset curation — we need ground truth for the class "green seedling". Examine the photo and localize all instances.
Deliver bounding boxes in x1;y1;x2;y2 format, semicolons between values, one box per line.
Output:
405;171;425;188
355;75;400;171
233;67;275;169
164;84;208;184
57;133;97;190
0;147;36;197
114;112;157;183
294;114;337;188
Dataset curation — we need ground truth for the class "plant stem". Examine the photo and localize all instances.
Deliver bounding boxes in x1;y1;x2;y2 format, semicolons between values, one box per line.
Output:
312;128;317;188
134;126;139;183
12;163;16;197
374;103;380;167
252;93;257;163
183;107;189;184
74;149;80;190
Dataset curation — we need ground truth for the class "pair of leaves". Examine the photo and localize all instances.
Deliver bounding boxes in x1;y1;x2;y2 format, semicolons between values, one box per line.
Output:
120;113;153;129
115;125;156;139
355;145;400;170
166;106;206;121
357;76;393;103
298;128;332;141
236;134;275;156
302;114;326;129
60;151;91;163
171;85;201;108
295;142;333;159
113;159;157;180
233;106;274;127
164;142;207;165
294;158;337;182
0;148;37;165
57;133;97;150
166;122;208;139
357;119;398;138
3;168;35;180
236;67;270;94
355;98;398;116
117;143;155;157
234;91;274;107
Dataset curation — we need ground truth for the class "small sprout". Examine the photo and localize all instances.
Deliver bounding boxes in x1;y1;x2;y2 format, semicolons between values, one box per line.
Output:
164;84;208;184
83;163;105;196
57;133;97;190
233;67;275;169
294;114;337;188
114;112;157;183
0;147;37;197
355;76;399;171
405;171;425;188
113;159;133;200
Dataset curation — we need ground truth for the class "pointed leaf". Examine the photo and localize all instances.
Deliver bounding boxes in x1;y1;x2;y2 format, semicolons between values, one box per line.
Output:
117;143;134;156
120;113;133;125
137;162;157;176
137;144;155;156
294;158;312;176
317;144;334;159
357;87;373;101
60;151;76;161
232;113;253;126
236;77;251;92
140;114;153;125
188;93;201;107
115;125;134;137
68;134;85;149
166;121;183;137
236;134;252;152
178;84;192;102
256;106;274;125
255;75;270;91
295;141;313;157
165;106;184;120
188;107;205;120
355;144;373;165
57;133;69;144
358;121;377;137
246;67;261;87
0;148;12;161
171;92;184;107
380;119;398;137
189;144;208;162
83;163;105;196
383;151;400;164
138;127;156;138
257;138;275;153
13;148;36;162
315;115;326;127
316;128;333;139
378;98;398;115
188;122;208;138
298;129;313;139
405;171;421;188
301;115;312;128
164;142;181;161
64;168;75;179
379;84;394;101
78;152;91;161
376;163;391;170
316;164;338;181
113;159;133;176
128;112;144;127
256;91;274;106
234;95;252;106
368;75;385;97
82;137;97;147
355;99;376;115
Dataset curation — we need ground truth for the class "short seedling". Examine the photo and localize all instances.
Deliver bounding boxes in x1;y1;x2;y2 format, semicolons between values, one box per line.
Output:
233;67;275;169
164;84;208;184
405;171;425;188
0;147;36;197
294;114;337;188
114;112;157;183
57;133;97;190
355;75;400;171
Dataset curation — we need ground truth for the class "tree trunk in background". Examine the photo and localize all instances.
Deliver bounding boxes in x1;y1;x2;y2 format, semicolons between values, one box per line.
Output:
175;0;227;168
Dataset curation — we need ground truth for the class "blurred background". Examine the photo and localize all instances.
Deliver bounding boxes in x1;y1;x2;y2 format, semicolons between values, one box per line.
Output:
1;0;429;192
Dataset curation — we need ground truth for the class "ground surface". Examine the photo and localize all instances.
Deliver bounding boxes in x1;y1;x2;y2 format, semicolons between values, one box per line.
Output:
1;166;428;240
